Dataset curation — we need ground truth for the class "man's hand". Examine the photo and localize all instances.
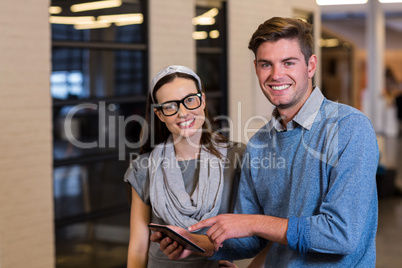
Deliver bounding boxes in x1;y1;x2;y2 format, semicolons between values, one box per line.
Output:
189;214;257;251
189;214;288;251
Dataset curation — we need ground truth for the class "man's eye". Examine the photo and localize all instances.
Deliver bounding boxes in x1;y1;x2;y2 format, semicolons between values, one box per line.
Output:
285;62;295;66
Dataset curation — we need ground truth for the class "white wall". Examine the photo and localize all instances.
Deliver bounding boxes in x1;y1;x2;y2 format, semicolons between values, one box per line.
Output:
0;0;54;267
149;0;196;79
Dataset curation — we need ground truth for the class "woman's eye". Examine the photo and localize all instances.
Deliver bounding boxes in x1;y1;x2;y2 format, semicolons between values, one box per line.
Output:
185;97;195;103
163;103;177;111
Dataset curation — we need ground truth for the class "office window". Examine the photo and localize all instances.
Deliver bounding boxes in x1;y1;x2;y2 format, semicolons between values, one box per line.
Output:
195;2;228;133
50;1;147;267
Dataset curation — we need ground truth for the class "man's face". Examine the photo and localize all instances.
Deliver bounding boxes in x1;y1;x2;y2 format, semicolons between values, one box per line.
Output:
254;38;317;116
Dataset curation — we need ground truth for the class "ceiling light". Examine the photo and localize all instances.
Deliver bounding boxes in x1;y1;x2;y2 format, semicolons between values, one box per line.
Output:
192;31;208;40
115;18;143;26
209;30;220;39
379;0;402;3
201;8;219;18
49;16;95;25
71;0;122;13
316;0;368;5
192;8;219;25
319;38;340;47
98;13;143;24
192;17;215;25
49;6;62;14
74;21;112;30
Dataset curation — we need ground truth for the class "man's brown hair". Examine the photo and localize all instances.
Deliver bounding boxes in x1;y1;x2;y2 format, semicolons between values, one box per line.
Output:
248;17;314;65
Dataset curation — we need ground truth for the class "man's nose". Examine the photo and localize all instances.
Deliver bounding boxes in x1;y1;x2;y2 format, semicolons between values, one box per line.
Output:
272;66;284;80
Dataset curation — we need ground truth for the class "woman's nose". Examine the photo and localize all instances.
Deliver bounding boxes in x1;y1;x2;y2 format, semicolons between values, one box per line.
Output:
177;103;188;117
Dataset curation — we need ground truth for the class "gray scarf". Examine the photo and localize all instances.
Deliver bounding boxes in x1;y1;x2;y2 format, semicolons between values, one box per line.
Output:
149;136;227;229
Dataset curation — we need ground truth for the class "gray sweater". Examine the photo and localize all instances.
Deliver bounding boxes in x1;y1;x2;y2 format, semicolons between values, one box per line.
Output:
125;142;246;268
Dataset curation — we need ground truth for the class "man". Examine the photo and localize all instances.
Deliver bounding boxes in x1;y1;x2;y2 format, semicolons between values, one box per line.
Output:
151;17;379;267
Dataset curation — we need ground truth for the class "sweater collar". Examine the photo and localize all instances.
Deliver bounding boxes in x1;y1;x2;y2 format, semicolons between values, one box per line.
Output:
270;87;325;132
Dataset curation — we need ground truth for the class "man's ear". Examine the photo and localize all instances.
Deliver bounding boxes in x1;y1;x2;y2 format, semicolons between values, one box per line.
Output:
307;54;317;79
154;109;165;123
253;59;257;74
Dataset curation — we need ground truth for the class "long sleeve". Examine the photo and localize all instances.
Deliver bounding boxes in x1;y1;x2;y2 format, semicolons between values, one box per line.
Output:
212;98;379;267
211;151;269;260
287;113;379;254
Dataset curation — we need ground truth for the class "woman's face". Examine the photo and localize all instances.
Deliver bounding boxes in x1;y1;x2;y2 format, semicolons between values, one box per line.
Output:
154;77;206;143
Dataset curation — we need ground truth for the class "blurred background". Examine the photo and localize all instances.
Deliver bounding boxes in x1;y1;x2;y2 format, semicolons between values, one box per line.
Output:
0;0;401;267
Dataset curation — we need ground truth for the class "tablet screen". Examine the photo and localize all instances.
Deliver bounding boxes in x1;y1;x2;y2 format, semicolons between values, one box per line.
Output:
148;223;205;253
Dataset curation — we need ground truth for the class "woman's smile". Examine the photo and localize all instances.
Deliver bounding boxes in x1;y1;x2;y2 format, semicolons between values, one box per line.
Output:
177;118;196;128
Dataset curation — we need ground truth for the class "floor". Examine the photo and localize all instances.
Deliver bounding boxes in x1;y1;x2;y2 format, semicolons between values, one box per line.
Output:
375;135;402;268
56;135;402;267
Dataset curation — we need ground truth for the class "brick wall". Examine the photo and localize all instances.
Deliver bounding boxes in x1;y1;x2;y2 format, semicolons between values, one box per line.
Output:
0;0;54;267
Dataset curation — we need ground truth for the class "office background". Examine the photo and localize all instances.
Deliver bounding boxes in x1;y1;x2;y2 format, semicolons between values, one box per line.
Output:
0;0;401;267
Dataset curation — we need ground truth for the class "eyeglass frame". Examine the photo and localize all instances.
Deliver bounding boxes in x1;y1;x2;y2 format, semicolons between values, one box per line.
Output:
154;93;203;116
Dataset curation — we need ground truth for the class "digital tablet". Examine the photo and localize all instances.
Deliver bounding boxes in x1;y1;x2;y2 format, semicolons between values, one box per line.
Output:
148;223;205;253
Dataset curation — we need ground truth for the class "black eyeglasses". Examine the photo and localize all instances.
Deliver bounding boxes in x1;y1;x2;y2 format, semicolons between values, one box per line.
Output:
155;93;202;116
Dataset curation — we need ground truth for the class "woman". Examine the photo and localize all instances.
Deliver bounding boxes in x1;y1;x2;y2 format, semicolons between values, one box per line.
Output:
384;67;402;137
124;65;246;267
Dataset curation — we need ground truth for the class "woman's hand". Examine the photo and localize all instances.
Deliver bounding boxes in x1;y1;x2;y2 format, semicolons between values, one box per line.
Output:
149;226;194;260
149;225;216;260
219;260;239;267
